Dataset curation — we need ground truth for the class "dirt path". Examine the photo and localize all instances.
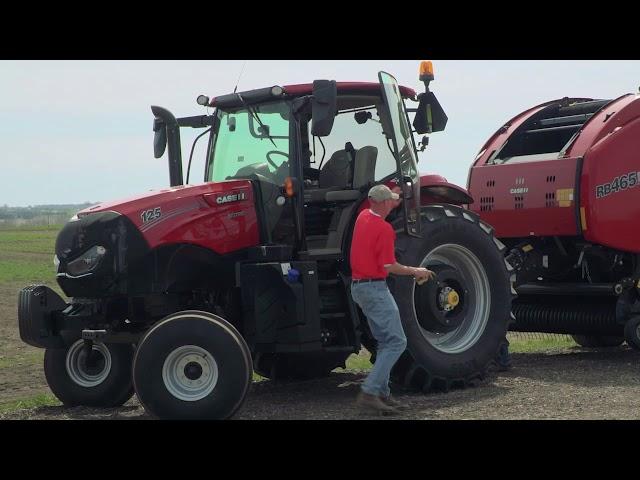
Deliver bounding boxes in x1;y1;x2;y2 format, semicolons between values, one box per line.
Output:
3;277;640;420
2;347;640;420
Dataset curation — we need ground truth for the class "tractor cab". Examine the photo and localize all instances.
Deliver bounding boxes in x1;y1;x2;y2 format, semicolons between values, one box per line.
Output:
297;76;421;261
153;71;444;264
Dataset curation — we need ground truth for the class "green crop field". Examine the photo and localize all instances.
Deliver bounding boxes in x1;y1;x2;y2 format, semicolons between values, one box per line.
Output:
0;225;61;253
0;226;60;284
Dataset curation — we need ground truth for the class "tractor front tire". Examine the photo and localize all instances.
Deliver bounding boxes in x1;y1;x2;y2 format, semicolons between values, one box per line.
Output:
44;339;134;407
132;310;252;420
389;205;514;392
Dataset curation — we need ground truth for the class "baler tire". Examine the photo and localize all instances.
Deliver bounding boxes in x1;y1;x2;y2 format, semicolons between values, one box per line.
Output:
44;339;134;407
389;205;514;392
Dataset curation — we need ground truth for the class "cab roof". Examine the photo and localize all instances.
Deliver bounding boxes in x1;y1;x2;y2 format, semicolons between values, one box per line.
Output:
283;82;417;99
209;82;417;108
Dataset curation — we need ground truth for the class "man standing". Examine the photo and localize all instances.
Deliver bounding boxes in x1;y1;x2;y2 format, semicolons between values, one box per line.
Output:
350;184;434;415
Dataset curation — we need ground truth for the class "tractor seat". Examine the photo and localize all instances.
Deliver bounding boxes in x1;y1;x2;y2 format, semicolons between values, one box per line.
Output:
319;148;353;189
304;147;354;204
304;145;378;205
304;146;378;256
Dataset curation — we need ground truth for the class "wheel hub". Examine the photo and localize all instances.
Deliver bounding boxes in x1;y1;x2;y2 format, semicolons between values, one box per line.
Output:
162;346;219;402
184;361;203;381
65;340;112;387
412;244;491;354
415;263;468;333
439;287;460;311
82;350;106;374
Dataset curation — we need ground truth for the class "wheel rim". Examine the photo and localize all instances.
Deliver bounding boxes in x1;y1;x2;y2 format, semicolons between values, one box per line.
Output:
162;345;219;402
65;340;112;387
413;243;491;354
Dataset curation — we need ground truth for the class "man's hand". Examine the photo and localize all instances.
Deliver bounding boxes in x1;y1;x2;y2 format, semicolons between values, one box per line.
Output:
413;267;435;283
391;186;403;209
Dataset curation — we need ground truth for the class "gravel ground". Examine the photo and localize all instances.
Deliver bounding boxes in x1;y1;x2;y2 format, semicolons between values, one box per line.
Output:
2;346;640;420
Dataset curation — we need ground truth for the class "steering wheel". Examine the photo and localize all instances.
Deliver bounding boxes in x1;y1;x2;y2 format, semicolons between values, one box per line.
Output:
266;150;289;169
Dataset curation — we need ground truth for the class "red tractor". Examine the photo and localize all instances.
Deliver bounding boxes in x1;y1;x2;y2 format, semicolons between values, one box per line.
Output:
468;93;640;349
18;63;513;419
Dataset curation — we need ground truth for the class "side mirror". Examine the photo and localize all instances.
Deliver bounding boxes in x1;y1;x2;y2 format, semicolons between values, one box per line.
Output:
153;117;167;159
151;105;183;187
311;80;337;137
354;111;372;124
413;91;448;134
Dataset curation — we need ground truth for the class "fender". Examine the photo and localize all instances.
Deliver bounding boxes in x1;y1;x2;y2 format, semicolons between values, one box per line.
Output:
420;174;474;206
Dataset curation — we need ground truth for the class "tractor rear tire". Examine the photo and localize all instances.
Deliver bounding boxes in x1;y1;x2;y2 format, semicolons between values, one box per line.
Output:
571;334;625;348
388;205;514;392
132;310;252;420
253;351;351;380
44;339;134;407
623;316;640;351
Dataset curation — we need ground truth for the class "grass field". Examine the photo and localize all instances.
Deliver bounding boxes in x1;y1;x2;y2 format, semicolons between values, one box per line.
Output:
0;226;60;284
0;225;578;414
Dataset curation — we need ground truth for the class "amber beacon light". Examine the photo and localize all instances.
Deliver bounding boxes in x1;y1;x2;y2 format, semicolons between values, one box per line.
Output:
419;61;434;82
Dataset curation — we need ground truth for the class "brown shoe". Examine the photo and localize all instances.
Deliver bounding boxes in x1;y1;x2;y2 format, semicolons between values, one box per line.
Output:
380;395;409;410
356;391;398;416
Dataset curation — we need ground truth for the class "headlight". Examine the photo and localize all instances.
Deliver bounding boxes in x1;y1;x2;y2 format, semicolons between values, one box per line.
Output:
66;246;107;277
53;255;60;272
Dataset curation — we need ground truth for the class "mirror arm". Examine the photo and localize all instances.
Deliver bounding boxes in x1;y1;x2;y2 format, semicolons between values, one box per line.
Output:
177;115;215;128
292;96;311;116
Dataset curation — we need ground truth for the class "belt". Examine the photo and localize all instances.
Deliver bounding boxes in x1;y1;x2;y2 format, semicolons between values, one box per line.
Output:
352;278;386;284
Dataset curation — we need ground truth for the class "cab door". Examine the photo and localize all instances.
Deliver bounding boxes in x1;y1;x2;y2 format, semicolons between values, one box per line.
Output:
378;71;422;238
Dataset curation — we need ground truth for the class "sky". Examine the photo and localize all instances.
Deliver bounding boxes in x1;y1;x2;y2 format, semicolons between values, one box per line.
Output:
2;60;639;207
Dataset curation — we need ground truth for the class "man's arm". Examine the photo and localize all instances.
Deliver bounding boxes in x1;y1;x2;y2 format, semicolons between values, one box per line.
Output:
385;262;435;281
377;203;434;281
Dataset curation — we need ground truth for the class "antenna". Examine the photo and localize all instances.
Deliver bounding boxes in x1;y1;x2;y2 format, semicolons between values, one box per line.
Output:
233;60;248;94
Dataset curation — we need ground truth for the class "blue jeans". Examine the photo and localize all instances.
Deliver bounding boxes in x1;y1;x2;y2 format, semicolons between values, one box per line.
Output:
351;281;407;398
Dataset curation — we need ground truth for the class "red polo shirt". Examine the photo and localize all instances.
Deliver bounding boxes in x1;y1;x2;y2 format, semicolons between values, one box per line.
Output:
350;209;397;279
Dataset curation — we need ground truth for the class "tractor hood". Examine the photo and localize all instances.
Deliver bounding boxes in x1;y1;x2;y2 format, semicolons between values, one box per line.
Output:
55;178;260;297
77;180;252;221
74;179;260;255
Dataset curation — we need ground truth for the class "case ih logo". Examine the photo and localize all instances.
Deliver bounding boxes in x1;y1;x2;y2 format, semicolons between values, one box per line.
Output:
216;191;247;204
510;177;527;195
